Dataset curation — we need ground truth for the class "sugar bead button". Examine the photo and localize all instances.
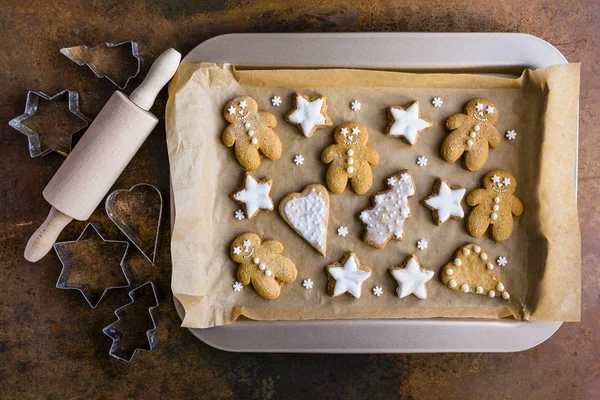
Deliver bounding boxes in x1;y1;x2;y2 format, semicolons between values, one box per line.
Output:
480;253;488;261
473;246;481;253
265;269;272;277
494;197;500;203
347;149;354;156
244;122;251;129
470;131;476;138
445;268;454;276
347;158;354;165
496;282;505;292
488;290;496;297
502;292;510;299
467;139;474;146
449;279;457;288
462;248;471;256
474;125;480;131
490;213;498;220
493;205;499;211
347;166;354;173
248;130;254;136
251;138;258;145
487;263;494;270
453;258;462;266
461;284;469;292
476;286;484;294
253;258;260;264
259;263;266;271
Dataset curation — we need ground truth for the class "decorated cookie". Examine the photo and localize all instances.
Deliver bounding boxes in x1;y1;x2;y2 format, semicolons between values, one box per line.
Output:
285;92;332;138
231;172;273;219
222;96;282;170
358;170;415;249
230;232;297;299
325;252;371;298
389;255;434;300
440;99;501;171
440;243;510;299
421;178;466;226
279;184;329;256
321;122;379;194
385;101;432;145
466;169;523;242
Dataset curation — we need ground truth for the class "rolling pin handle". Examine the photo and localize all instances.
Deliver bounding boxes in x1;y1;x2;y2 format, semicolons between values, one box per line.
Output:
24;207;73;262
129;48;181;111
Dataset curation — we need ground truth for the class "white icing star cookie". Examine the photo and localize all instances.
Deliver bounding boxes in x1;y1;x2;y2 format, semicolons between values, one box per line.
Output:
421;178;466;225
385;101;432;145
326;252;371;298
285;92;332;138
389;255;434;300
232;173;274;219
279;184;330;256
358;170;415;249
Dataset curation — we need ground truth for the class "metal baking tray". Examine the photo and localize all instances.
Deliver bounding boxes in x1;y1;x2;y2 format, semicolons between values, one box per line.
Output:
173;32;572;352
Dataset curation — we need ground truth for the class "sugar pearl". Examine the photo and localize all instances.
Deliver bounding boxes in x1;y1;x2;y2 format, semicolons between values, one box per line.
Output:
461;284;470;293
449;280;457;288
265;269;272;277
454;258;462;266
463;248;471;256
487;263;494;270
347;166;354;173
474;125;480;131
502;292;510;300
253;258;260;264
494;197;500;203
491;213;498;220
496;282;505;292
445;268;454;276
493;205;499;211
248;130;254;136
348;158;354;165
470;132;476;138
488;290;496;297
467;139;474;146
259;263;266;271
251;138;258;145
244;122;251;129
480;253;488;261
473;246;481;253
476;286;484;294
347;149;354;156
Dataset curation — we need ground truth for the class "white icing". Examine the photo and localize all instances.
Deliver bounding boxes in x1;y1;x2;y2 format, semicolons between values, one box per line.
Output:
359;172;415;247
454;258;462;266
449;279;457;288
288;95;327;137
475;103;484;111
480;253;488;261
491;175;501;184
445;268;454;276
496;282;505;292
486;106;494;114
424;181;465;224
302;278;313;289
228;106;236;115
373;286;383;296
239;100;248;109
390;256;434;300
351;126;360;135
488;290;496;297
351;100;361;111
503;177;511;186
461;284;469;293
242;240;252;252
233;246;242;255
502;292;510;299
328;254;371;298
283;188;328;254
388;102;431;144
234;174;273;217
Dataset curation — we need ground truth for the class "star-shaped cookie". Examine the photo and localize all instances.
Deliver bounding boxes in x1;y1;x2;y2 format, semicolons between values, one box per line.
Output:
389;255;434;299
231;172;274;219
421;178;466;225
385;101;432;145
326;252;371;298
285;92;332;138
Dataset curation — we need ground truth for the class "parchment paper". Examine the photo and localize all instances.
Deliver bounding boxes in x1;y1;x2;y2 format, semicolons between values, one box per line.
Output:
166;62;580;328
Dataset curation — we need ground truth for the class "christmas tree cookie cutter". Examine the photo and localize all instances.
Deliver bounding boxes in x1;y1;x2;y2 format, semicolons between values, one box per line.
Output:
53;223;131;308
105;183;163;264
8;90;91;157
60;41;142;89
103;281;160;362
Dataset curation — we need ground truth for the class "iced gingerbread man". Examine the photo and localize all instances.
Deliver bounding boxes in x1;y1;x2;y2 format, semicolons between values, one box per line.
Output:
441;98;502;171
466;169;523;242
222;96;282;170
230;232;297;299
321;122;379;195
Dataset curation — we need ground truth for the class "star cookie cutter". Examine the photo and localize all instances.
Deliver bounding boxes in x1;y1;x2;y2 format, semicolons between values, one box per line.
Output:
103;281;160;362
8;90;91;157
60;41;142;89
105;183;163;264
53;223;131;308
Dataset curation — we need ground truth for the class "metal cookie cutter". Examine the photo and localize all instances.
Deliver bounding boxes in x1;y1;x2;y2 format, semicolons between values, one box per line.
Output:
54;223;131;308
8;90;91;157
103;281;160;362
60;41;142;90
105;183;163;264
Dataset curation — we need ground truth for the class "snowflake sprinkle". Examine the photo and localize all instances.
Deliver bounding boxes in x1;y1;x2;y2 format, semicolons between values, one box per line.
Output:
234;209;245;220
271;96;282;107
337;226;349;237
233;281;243;292
373;286;383;297
293;154;304;165
417;239;428;250
496;256;508;267
351;100;361;111
506;130;517;140
303;279;313;289
416;156;428;167
432;97;443;107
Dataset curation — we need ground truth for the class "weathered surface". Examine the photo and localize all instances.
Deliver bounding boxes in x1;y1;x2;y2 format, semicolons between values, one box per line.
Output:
0;0;598;398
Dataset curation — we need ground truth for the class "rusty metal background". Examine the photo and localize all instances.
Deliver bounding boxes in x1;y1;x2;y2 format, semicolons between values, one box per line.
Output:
0;0;598;398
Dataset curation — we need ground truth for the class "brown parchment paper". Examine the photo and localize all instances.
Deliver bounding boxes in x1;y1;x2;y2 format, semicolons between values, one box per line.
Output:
166;62;581;328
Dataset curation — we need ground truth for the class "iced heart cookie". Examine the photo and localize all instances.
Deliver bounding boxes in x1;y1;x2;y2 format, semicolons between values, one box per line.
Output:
285;92;332;138
222;96;282;170
279;184;329;256
325;252;371;298
321;122;379;194
230;232;297;300
231;172;273;219
421;178;466;226
440;243;510;299
389;254;434;300
440;99;501;171
358;170;415;249
385;101;432;145
466;169;523;242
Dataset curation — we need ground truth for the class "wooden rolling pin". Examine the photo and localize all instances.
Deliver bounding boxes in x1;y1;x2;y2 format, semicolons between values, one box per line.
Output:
24;48;181;262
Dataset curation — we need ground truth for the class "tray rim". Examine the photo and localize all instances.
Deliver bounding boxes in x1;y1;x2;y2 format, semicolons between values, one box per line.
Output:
172;32;573;353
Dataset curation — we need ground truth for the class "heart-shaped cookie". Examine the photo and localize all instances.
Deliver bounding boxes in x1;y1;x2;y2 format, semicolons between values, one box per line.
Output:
279;184;329;256
105;183;163;264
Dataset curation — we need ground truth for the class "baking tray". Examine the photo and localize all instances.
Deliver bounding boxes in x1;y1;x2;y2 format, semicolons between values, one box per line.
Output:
172;32;573;352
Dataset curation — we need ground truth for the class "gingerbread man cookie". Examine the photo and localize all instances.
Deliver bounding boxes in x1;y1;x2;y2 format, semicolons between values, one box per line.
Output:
440;99;501;171
321;122;379;195
230;232;297;299
222;96;282;170
466;169;523;242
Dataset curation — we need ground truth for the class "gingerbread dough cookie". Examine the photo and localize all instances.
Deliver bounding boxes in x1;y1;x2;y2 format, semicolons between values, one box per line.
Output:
222;96;282;170
231;172;273;219
421;178;466;226
441;99;501;171
230;232;297;299
325;252;371;298
440;243;510;299
285;92;332;138
466;169;523;243
385;101;432;145
321;122;379;195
